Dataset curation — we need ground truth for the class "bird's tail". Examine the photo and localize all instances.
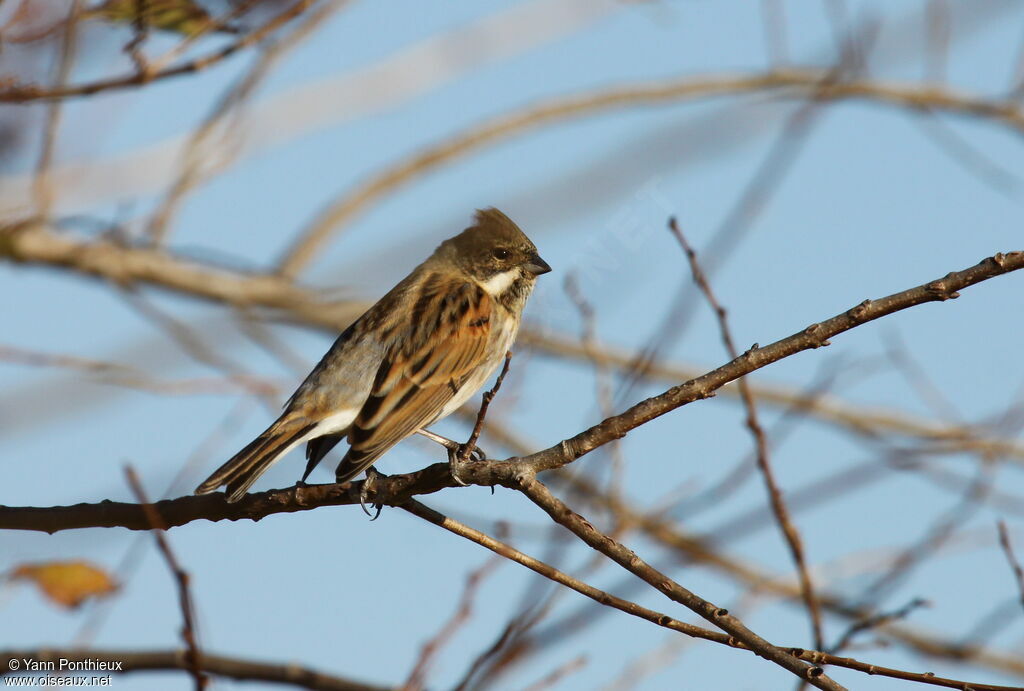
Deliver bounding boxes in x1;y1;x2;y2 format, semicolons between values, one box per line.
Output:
195;417;317;502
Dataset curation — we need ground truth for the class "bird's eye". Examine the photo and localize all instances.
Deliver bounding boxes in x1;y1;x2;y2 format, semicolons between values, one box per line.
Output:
492;248;510;260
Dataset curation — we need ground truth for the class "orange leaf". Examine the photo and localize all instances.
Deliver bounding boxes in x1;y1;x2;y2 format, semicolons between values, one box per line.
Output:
10;561;119;609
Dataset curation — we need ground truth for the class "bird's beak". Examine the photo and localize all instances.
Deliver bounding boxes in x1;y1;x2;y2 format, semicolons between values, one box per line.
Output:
523;253;552;276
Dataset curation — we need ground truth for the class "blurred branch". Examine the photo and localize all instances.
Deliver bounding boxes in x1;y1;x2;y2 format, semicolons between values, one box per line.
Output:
276;70;1024;277
0;343;283;397
5;221;1024;464
830;598;930;655
996;520;1024;612
522;656;587;691
0;649;392;691
0;219;370;326
0;0;615;215
32;0;82;217
145;0;349;245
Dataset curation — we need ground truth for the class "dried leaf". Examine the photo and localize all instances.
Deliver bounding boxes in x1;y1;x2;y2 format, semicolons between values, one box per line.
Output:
10;560;119;609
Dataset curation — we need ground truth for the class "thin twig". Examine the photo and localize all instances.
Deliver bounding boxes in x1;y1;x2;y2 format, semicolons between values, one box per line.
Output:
145;0;347;245
123;467;206;690
830;598;930;655
521;656;587;691
669;217;824;650
996;520;1024;612
853;463;994;608
32;0;82;217
563;273;625;502
458;351;512;463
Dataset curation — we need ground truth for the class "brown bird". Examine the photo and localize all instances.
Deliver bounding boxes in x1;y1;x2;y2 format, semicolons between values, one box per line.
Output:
195;208;551;502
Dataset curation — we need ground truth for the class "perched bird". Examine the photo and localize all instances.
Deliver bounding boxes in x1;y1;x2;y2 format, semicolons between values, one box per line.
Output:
196;208;551;502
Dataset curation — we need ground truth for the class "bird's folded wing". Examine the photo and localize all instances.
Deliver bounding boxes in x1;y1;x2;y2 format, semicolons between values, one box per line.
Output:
345;282;492;464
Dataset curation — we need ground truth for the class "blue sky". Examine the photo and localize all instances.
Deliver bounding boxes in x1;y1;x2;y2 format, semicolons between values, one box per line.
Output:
3;1;1024;689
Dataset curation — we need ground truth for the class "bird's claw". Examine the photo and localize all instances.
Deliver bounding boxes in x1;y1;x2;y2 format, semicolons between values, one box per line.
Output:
357;467;385;520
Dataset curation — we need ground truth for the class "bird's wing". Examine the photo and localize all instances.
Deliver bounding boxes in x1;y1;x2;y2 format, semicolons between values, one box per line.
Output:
337;280;492;479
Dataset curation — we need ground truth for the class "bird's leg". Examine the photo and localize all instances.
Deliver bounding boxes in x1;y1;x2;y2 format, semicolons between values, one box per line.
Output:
447;445;469;487
416;428;488;462
416;428;488;486
359;466;386;521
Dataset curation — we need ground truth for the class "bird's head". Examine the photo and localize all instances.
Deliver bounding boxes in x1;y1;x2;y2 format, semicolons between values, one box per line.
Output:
439;208;551;295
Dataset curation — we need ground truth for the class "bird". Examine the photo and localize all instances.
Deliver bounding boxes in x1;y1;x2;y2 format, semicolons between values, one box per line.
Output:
195;208;551;503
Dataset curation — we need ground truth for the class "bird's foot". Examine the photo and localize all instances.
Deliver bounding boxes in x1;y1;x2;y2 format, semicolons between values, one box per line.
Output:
356;466;386;521
447;443;487;486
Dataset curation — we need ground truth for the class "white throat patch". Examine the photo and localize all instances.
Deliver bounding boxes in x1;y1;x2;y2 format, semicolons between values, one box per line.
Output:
479;268;520;296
